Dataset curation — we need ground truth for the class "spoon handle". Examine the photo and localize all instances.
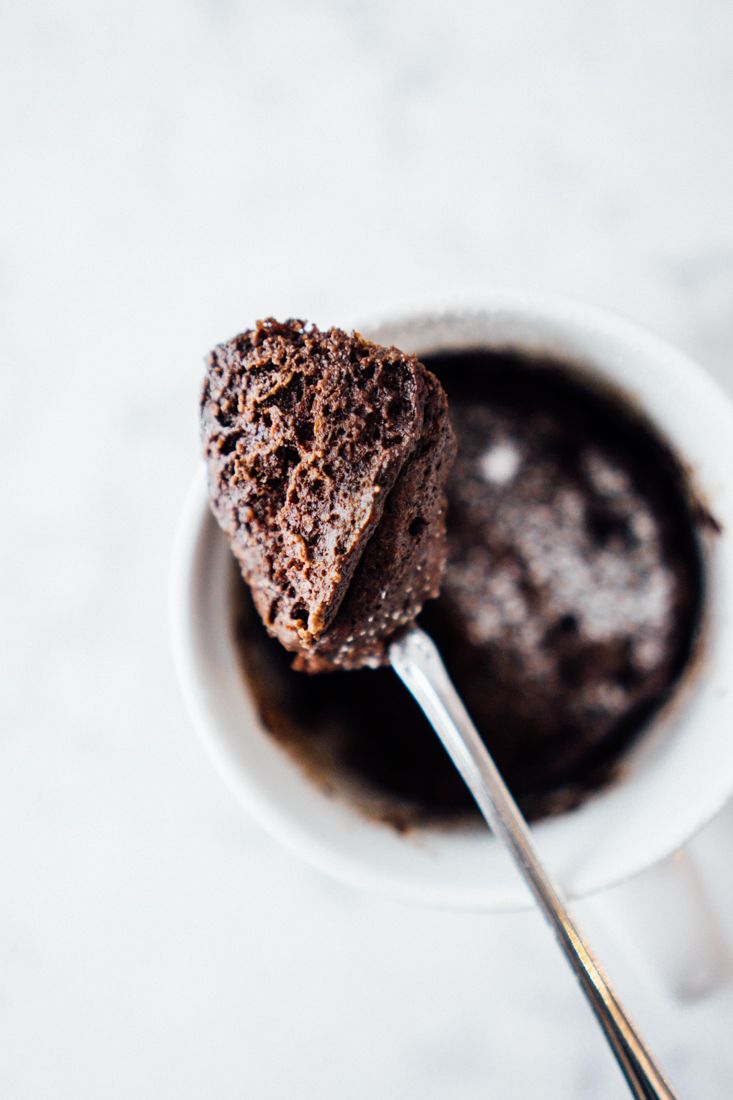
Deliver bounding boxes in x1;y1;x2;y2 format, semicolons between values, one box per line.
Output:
390;626;677;1100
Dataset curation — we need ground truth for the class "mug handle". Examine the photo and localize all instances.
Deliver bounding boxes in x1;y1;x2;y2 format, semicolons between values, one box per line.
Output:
592;846;732;1001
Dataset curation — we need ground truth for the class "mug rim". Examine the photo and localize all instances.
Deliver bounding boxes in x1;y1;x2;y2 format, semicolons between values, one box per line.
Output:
170;293;733;911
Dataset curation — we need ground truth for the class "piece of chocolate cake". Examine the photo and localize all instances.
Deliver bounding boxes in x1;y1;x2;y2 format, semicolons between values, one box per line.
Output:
201;319;456;670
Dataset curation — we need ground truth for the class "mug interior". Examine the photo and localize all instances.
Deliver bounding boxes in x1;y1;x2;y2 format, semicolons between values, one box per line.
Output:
171;297;733;910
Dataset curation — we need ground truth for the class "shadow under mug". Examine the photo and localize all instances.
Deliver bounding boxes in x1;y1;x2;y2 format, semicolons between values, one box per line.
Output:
171;295;733;990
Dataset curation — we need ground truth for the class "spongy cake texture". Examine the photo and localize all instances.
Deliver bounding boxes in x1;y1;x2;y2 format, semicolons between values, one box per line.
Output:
201;319;456;670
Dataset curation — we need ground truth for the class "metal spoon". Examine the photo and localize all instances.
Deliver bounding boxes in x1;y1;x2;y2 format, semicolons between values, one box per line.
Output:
390;625;678;1100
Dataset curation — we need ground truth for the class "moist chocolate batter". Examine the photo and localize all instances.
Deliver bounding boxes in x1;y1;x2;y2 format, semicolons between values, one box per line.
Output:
202;319;455;671
234;349;705;823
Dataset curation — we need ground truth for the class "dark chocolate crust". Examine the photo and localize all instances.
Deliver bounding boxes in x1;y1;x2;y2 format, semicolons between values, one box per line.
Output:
201;319;456;670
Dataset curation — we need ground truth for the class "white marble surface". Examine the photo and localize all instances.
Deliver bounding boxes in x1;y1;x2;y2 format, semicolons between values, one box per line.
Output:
2;0;733;1096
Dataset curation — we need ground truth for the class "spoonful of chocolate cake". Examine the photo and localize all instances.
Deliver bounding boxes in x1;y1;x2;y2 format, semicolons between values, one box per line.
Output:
201;318;456;672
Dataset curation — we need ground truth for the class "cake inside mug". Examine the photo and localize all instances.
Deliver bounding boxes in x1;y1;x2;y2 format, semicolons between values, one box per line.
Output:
209;334;706;827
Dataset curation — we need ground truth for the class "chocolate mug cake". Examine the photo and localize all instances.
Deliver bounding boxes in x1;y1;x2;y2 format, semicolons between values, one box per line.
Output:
203;328;705;825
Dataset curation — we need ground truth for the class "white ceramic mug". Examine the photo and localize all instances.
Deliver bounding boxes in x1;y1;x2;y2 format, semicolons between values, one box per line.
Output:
171;295;733;987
